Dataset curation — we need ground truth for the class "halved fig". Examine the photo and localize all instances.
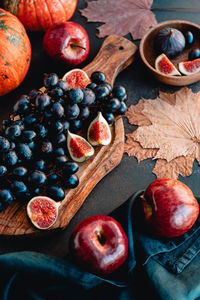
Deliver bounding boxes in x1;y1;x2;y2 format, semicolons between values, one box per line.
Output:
87;112;112;146
155;53;181;76
179;58;200;75
62;69;90;89
67;130;94;162
27;196;60;230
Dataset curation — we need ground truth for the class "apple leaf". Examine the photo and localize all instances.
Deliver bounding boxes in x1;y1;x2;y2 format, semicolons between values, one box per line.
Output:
80;0;157;40
124;87;200;179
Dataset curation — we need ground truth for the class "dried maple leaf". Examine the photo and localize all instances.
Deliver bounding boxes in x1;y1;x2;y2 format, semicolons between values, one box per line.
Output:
80;0;157;40
124;87;200;179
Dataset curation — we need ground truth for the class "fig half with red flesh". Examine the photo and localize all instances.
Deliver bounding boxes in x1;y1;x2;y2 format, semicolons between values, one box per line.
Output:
155;53;181;76
27;196;60;230
67;130;94;162
62;68;90;89
87;112;111;146
179;58;200;75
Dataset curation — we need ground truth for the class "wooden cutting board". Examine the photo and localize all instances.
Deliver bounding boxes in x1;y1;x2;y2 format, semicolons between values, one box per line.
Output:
0;35;137;236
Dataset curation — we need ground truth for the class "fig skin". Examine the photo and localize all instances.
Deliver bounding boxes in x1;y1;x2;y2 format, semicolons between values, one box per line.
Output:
155;27;185;58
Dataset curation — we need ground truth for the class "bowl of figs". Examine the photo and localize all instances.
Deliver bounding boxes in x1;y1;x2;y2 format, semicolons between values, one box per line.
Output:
139;20;200;86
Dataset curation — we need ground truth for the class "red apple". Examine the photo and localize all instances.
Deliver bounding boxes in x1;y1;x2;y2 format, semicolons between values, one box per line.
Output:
69;215;128;275
43;21;90;65
142;178;199;238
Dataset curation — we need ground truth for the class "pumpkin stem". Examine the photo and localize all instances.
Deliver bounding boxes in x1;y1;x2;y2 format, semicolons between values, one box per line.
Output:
169;29;174;36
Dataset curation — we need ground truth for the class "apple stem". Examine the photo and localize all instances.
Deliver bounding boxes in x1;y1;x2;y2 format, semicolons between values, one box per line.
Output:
70;43;86;51
96;231;107;245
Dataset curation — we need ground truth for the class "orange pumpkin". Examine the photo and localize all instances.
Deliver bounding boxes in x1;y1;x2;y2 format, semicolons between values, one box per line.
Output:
4;0;78;31
0;9;31;96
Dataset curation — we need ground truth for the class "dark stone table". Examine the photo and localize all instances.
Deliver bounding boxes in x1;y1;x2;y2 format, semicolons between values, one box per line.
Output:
0;0;200;259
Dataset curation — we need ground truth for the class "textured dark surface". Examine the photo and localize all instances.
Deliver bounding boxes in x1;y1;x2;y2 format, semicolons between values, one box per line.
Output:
0;0;200;258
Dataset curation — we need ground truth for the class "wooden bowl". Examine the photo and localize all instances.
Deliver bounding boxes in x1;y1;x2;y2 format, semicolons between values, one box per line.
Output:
139;20;200;86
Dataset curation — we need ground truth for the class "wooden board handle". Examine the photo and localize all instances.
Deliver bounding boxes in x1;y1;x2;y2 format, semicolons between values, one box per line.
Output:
84;35;138;86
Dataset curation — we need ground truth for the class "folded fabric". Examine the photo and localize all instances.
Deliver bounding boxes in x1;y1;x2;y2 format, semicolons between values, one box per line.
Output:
1;190;200;300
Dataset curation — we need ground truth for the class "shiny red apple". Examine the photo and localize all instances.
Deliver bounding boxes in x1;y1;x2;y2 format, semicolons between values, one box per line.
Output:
69;215;128;275
142;178;199;238
43;21;90;65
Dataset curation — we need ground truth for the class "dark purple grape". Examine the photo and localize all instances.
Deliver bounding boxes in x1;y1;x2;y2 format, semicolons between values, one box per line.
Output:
112;85;126;101
27;141;35;151
14;120;25;131
28;89;42;102
2;119;11;131
47;173;59;184
13;97;30;115
0;136;10;152
0;189;13;209
51;102;64;119
50;87;64;100
189;48;200;60
184;31;194;46
52;120;63;134
35;93;51;111
55;155;68;168
70;119;83;133
54;147;65;156
56;80;69;93
61;174;79;189
33;124;48;139
44;73;59;89
65;104;80;120
13;166;28;179
79;106;90;120
117;101;127;114
16;143;32;161
5;125;21;140
41;140;53;155
62;161;79;176
28;170;47;187
91;71;106;84
103;112;115;125
62;120;70;132
9;142;15;150
2;151;18;166
21;130;36;142
46;184;65;201
23;114;37;128
56;133;66;145
94;85;109;101
0;165;7;178
68;88;84;104
35;160;46;171
81;88;96;106
11;180;28;197
106;98;121;113
86;82;97;90
101;82;112;94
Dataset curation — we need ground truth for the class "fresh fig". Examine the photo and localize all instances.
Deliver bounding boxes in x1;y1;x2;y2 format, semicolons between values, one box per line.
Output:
67;130;94;162
155;27;185;57
87;112;111;146
179;58;200;75
155;53;181;76
62;68;90;89
27;196;60;230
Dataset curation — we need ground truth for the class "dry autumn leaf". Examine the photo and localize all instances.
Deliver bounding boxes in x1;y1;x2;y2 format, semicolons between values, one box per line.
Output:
80;0;157;40
125;87;200;179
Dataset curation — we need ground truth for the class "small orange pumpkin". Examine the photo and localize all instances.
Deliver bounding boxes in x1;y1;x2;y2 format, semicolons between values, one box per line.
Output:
4;0;78;31
0;9;31;96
